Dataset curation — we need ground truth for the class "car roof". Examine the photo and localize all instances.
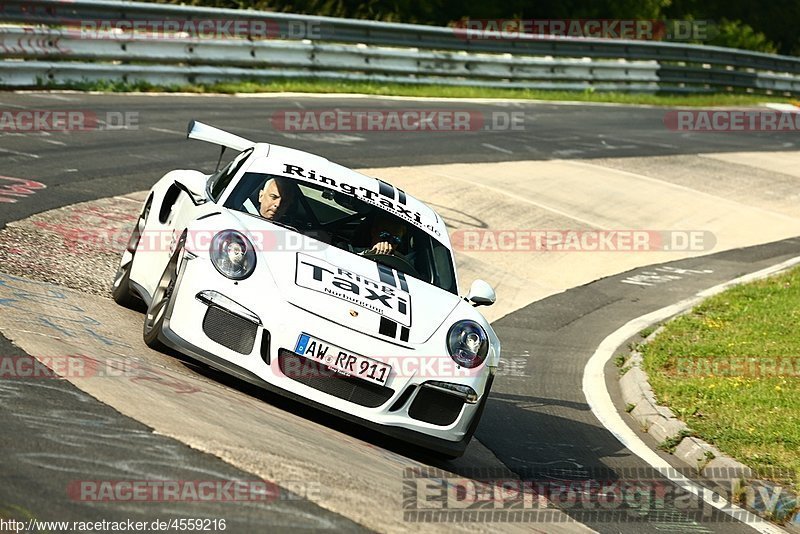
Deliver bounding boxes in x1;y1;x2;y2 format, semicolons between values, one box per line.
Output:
243;143;451;245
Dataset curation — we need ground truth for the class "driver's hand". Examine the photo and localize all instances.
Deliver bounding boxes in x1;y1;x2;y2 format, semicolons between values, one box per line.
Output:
369;241;394;255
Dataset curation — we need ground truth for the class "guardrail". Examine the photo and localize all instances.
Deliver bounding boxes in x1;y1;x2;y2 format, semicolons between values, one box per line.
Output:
0;26;662;91
1;0;799;95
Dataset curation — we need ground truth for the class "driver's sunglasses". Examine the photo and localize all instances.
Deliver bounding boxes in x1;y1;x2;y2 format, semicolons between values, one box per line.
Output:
378;231;402;246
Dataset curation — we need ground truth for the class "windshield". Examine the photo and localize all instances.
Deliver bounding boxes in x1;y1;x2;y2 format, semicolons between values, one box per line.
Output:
224;172;458;294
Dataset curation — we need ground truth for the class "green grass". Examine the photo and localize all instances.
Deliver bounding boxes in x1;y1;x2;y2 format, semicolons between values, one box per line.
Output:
659;429;694;454
641;266;800;494
29;77;798;107
639;325;657;339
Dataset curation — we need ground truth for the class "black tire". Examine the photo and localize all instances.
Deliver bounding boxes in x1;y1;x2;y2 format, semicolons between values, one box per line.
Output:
143;240;182;351
111;259;137;307
112;198;150;308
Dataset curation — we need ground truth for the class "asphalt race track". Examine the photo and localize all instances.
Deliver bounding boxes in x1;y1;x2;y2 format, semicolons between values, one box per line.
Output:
0;92;798;533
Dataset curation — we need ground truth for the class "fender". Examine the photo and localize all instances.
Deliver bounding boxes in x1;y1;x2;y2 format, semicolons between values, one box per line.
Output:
130;169;216;299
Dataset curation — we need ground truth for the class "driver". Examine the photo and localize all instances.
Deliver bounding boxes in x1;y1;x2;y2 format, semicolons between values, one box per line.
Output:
364;212;407;255
258;177;296;221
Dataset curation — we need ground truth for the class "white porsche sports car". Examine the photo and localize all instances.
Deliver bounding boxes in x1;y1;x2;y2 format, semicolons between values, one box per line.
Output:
112;121;501;458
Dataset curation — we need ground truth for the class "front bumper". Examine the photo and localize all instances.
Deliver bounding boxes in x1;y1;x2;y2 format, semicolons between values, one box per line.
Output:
160;253;493;451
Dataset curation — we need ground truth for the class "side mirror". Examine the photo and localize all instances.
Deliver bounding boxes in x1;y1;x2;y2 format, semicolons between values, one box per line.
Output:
466;279;496;307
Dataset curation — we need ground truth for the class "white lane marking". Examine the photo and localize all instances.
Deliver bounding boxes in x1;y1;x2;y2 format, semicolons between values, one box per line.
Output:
599;135;678;149
39;138;68;146
428;170;611;229
149;127;184;135
22;88;659;108
599;139;637;149
1;131;67;146
0;102;30;109
25;93;80;102
568;159;800;224
223;91;661;108
482;143;513;154
278;132;364;145
583;255;800;534
527;134;580;142
553;149;586;157
764;103;800;111
621;266;714;287
0;147;40;159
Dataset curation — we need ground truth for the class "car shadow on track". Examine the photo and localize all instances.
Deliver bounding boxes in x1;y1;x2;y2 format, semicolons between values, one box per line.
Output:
477;392;630;479
167;351;628;477
165;351;512;468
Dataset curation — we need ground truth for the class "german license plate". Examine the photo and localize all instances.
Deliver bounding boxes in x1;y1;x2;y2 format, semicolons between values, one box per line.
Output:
294;333;391;386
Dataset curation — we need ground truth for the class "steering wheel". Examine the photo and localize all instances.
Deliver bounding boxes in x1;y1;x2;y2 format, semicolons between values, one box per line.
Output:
361;250;421;280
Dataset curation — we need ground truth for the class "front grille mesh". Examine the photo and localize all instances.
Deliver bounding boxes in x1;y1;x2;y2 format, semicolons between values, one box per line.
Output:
389;384;417;412
408;386;465;426
201;306;258;354
278;349;394;408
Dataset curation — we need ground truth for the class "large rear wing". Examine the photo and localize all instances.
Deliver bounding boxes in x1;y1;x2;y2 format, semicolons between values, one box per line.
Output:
186;120;255;152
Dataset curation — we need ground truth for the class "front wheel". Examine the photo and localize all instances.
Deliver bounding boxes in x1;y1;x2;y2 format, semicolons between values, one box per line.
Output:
143;240;182;351
111;255;137;308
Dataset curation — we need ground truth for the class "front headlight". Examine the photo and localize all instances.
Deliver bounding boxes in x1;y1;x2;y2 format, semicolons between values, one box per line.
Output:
447;320;488;369
210;230;256;280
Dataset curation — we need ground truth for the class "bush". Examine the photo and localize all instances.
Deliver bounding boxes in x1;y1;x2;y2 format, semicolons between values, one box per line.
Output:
706;19;778;54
